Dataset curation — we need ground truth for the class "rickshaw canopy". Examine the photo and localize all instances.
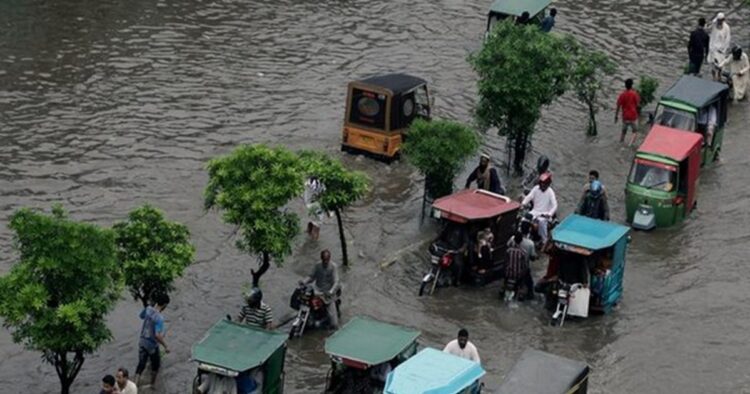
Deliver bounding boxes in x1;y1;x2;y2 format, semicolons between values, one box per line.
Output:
488;0;551;17
325;316;420;368
661;75;729;109
432;189;520;223
358;73;427;95
498;349;589;394
191;319;287;373
384;348;485;394
638;125;703;162
552;215;630;252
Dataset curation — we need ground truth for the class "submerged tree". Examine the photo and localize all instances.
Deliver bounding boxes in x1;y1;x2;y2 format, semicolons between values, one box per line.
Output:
637;75;660;112
470;21;573;174
205;144;303;287
571;47;616;136
402;118;479;198
299;151;370;266
114;204;195;307
0;206;121;394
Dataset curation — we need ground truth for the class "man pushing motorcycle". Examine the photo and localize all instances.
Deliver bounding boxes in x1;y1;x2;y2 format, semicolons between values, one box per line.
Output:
300;249;341;329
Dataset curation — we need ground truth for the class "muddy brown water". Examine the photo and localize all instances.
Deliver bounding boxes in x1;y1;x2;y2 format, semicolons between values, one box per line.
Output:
1;0;749;392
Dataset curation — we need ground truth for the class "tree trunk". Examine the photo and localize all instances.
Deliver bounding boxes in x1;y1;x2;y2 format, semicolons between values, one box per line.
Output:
512;133;529;175
251;252;270;287
587;102;598;136
334;208;349;266
55;351;84;394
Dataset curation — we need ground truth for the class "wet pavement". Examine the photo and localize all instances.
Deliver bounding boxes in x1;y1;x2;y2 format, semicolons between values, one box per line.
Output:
1;0;749;392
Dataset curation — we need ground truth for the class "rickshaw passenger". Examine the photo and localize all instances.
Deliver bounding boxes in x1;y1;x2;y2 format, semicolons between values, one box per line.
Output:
475;227;494;273
697;105;717;146
196;372;239;394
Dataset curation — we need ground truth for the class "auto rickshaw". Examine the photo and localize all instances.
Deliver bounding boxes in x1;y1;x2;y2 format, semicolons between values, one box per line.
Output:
541;215;630;326
486;0;552;33
324;316;420;393
498;349;590;394
341;73;431;161
384;347;485;394
654;75;729;165
625;125;703;230
191;319;287;394
420;189;521;296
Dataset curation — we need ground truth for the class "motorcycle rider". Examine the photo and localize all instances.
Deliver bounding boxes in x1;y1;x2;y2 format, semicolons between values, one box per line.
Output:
577;180;610;221
236;287;273;330
465;153;505;195
301;249;340;329
521;172;558;246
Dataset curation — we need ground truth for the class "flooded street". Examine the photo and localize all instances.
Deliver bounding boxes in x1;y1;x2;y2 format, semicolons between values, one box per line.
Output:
1;0;749;392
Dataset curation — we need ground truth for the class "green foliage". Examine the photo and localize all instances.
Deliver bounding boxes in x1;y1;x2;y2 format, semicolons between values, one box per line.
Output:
299;151;370;266
0;206;121;394
205;145;303;284
470;21;574;172
637;76;660;110
298;151;370;213
570;47;616;136
402;118;479;198
113;205;195;307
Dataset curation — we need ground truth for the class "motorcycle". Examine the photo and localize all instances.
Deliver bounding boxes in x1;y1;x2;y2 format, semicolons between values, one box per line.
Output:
418;242;457;296
289;283;341;338
550;281;584;327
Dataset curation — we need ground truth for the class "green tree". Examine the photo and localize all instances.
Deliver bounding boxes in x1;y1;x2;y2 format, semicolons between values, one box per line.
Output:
571;47;616;136
0;206;120;394
299;151;370;266
637;75;660;111
470;21;573;174
402;118;480;198
113;204;196;307
205;145;303;286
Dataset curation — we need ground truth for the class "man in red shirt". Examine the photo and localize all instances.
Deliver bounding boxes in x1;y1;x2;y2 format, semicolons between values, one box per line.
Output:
615;78;641;146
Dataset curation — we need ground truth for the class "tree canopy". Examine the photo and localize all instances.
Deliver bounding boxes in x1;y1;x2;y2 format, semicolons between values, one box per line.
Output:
205;144;303;286
470;21;574;173
570;47;617;136
0;206;121;394
113;204;195;307
402;118;479;198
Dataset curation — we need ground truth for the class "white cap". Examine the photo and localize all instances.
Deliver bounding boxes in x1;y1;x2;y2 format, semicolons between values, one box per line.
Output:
717;12;726;20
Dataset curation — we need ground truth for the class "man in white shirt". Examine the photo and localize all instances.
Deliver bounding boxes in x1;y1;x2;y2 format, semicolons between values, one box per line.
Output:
115;368;138;394
521;172;558;246
709;12;731;80
443;329;481;364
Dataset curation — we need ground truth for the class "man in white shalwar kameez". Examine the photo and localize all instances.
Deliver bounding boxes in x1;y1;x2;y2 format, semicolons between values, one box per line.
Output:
720;48;750;101
708;13;731;80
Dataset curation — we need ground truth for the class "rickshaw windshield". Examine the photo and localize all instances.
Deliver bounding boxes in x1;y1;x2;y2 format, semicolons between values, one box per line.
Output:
655;105;696;131
628;159;677;192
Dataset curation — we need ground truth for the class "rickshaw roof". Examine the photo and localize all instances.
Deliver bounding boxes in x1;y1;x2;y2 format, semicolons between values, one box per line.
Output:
384;348;486;394
191;319;287;373
498;349;589;394
325;316;420;367
357;73;427;95
489;0;551;17
662;75;728;108
638;125;703;162
552;215;630;251
432;189;521;223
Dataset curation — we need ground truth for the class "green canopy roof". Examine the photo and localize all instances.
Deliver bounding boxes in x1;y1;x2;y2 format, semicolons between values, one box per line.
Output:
661;75;728;109
489;0;551;17
325;316;420;367
191;319;287;373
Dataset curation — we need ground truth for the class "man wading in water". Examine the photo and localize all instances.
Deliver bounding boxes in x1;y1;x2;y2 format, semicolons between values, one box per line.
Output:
134;293;170;387
465;153;505;195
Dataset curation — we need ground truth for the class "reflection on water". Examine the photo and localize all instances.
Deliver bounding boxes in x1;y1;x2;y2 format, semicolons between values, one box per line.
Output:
1;0;749;392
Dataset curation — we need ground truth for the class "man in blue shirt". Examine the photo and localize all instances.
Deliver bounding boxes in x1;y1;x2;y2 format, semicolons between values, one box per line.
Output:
541;8;557;33
134;293;170;386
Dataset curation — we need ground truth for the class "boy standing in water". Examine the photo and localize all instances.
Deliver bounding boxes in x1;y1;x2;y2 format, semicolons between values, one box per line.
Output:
615;78;641;146
134;293;170;386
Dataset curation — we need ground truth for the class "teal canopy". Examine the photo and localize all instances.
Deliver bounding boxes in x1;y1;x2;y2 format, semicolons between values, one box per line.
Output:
489;0;551;17
191;319;287;373
385;348;485;394
325;316;420;367
552;215;630;251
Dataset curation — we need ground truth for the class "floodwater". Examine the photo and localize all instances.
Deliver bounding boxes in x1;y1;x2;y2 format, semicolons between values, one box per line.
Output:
1;0;749;392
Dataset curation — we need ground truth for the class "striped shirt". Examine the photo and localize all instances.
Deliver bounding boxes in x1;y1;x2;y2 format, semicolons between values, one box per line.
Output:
237;302;273;329
505;244;529;281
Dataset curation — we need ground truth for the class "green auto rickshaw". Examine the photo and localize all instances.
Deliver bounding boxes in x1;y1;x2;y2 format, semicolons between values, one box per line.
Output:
192;319;287;394
486;0;552;33
324;316;420;393
498;349;590;394
625;125;703;230
654;75;729;165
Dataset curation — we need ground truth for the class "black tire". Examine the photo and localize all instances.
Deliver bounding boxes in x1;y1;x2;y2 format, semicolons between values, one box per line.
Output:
418;281;428;297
